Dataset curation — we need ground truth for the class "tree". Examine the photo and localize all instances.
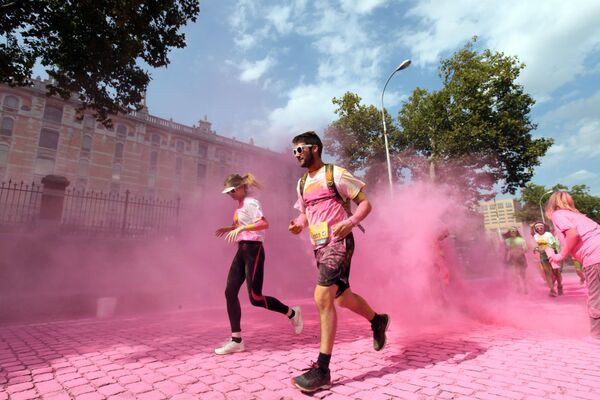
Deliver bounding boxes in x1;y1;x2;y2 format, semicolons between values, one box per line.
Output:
325;38;553;202
324;92;401;187
516;183;600;224
398;38;553;200
1;0;200;126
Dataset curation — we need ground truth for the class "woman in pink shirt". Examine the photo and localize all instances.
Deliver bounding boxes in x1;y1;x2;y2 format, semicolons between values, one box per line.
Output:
213;173;303;355
545;191;600;340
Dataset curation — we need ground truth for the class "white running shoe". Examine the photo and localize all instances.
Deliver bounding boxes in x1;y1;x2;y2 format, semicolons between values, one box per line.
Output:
290;306;303;334
214;338;245;355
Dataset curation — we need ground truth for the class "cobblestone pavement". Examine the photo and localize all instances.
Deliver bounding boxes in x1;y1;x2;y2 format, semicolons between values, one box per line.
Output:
1;274;599;400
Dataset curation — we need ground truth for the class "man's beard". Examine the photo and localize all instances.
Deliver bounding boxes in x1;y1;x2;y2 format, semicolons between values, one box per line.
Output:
301;151;313;168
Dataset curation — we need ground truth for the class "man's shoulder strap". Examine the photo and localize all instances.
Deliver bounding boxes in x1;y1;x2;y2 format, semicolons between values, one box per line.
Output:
299;164;339;198
299;172;308;197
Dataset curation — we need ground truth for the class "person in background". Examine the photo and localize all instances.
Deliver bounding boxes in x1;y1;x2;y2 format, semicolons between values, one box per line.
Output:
531;222;563;297
503;227;528;294
545;191;600;341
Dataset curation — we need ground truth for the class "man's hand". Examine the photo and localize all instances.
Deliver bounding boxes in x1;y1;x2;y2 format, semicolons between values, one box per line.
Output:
288;220;303;235
215;226;234;237
331;219;353;238
225;226;245;242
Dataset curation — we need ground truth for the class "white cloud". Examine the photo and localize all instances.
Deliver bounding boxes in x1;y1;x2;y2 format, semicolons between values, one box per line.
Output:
238;56;276;82
567;119;600;157
563;169;598;182
339;0;390;14
400;0;600;97
266;6;293;34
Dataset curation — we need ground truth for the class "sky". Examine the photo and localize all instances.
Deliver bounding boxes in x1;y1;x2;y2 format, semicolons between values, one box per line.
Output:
143;1;598;195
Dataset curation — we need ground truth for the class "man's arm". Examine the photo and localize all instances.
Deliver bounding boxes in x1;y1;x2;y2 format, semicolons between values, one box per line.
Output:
332;190;371;237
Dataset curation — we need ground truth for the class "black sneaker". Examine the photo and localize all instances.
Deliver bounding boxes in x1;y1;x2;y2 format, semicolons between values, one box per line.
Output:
292;362;331;393
372;313;390;351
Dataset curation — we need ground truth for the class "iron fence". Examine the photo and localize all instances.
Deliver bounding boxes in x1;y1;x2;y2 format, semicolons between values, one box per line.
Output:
0;180;181;238
0;180;43;228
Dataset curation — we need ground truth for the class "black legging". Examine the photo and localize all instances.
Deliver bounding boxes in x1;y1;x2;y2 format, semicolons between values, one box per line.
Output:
225;240;289;332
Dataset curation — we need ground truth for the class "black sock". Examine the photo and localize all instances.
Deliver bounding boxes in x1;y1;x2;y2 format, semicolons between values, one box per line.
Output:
288;309;295;319
231;336;242;343
317;352;331;370
370;314;381;325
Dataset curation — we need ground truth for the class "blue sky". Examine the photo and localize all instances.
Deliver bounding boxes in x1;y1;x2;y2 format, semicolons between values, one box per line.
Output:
126;1;599;195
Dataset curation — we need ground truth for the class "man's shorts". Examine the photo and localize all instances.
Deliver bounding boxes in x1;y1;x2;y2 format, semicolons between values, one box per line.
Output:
314;233;354;298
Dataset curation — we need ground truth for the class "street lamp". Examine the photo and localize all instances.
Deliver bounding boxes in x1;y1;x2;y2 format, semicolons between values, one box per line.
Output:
381;59;411;195
538;190;553;224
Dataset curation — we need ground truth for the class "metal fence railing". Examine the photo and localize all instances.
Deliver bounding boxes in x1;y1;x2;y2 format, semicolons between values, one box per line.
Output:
0;180;43;228
0;180;180;238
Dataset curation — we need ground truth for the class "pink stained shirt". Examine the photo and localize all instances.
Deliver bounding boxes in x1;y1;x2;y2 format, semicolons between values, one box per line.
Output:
294;165;365;249
233;196;265;242
550;209;600;267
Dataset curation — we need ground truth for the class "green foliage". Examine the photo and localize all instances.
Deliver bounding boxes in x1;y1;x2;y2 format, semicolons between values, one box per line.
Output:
325;38;553;202
398;38;553;199
324;92;400;187
517;183;600;223
1;0;200;126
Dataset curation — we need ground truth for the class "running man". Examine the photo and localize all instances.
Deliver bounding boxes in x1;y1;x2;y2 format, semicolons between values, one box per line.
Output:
214;173;303;355
287;131;389;392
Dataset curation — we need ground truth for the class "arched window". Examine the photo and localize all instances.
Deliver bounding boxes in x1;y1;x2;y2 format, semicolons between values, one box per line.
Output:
151;134;161;146
176;139;185;153
81;135;92;152
1;117;14;137
38;128;59;149
2;95;19;111
114;142;124;160
116;124;127;139
43;104;63;123
198;142;208;158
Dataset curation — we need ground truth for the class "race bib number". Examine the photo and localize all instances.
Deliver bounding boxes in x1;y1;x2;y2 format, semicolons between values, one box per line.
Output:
309;222;329;245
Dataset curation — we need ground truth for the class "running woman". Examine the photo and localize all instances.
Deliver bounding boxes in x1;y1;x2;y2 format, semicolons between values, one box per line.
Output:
214;173;303;355
287;131;389;392
531;222;563;297
503;227;528;294
545;191;600;340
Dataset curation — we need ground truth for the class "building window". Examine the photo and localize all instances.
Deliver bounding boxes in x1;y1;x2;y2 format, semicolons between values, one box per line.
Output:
83;115;96;130
112;164;121;182
175;156;182;175
2;95;19;111
150;150;158;170
1;117;14;137
114;142;124;160
0;144;8;166
81;135;92;152
176;140;185;153
148;173;156;188
197;163;206;184
151;134;161;147
78;158;89;177
116;124;127;139
198;142;208;158
43;104;63;124
34;156;55;176
38;128;59;150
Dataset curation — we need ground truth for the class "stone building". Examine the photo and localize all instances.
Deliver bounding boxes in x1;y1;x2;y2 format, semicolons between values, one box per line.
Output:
0;80;297;206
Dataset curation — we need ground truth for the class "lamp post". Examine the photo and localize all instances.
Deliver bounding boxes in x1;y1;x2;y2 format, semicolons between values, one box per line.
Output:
381;59;411;195
538;190;553;224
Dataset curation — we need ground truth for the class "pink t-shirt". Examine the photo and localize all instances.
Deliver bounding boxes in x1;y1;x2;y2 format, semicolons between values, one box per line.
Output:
233;197;265;242
551;209;600;267
294;165;365;248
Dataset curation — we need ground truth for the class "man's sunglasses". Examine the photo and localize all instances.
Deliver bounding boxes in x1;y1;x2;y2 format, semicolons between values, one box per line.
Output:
293;144;313;156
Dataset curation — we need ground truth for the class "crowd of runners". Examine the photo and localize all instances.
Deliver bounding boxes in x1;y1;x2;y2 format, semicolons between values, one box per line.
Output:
212;130;600;393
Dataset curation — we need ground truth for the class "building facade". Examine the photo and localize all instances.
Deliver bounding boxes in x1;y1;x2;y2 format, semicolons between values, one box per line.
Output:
0;80;297;206
479;198;520;234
